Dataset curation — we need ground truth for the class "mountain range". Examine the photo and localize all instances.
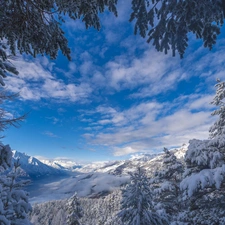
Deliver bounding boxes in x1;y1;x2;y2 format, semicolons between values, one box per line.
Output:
12;150;66;178
12;145;187;204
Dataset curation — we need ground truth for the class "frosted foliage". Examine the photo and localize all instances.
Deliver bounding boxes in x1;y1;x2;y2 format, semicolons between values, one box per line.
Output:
176;207;225;225
185;139;224;170
156;148;183;180
0;156;32;225
181;165;225;197
210;80;225;138
180;134;225;224
30;200;67;225
66;193;82;225
118;167;167;225
151;148;183;222
30;190;122;225
0;144;12;171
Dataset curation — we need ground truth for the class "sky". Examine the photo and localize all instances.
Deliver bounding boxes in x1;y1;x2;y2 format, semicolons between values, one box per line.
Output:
2;0;225;162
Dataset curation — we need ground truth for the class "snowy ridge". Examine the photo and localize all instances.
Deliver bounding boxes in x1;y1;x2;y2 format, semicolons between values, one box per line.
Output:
12;150;65;177
40;159;82;170
74;145;188;175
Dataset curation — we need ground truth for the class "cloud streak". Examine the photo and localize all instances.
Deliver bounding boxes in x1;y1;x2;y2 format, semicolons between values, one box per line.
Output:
81;93;216;156
5;56;92;103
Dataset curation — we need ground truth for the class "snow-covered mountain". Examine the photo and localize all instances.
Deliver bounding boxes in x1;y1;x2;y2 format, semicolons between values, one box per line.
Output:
26;145;187;204
39;159;82;170
75;144;187;175
12;150;66;178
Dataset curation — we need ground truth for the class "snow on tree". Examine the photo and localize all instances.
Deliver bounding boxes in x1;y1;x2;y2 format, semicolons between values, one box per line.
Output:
151;148;183;223
0;144;12;172
66;193;82;225
178;138;225;224
30;199;67;225
0;157;32;225
30;190;122;225
209;79;225;138
0;0;225;84
178;81;225;224
118;166;168;225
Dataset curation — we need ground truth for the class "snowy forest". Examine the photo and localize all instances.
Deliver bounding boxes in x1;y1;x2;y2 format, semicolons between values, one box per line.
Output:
1;0;225;225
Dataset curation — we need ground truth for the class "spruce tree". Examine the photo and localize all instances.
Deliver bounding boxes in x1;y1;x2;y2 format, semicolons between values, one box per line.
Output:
66;193;82;225
151;148;183;223
178;81;225;224
209;79;225;139
118;166;168;225
0;157;32;225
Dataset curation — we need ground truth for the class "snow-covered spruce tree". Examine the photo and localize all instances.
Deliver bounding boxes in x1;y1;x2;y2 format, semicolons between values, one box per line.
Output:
118;166;168;225
66;193;83;225
178;80;225;224
151;148;183;223
209;79;225;138
0;155;32;225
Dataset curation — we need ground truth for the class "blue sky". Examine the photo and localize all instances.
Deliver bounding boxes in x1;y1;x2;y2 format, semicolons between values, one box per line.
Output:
2;0;225;162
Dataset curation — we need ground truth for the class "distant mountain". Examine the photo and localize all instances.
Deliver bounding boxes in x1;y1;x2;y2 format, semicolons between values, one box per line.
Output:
23;145;188;203
40;159;82;171
75;144;187;176
12;150;66;178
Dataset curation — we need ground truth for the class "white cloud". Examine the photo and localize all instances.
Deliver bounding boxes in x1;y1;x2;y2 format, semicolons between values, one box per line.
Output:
5;56;93;103
82;93;215;156
113;146;141;156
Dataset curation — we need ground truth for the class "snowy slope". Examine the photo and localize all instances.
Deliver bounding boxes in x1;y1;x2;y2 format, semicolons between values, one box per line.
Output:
40;159;82;170
12;150;65;178
75;145;187;175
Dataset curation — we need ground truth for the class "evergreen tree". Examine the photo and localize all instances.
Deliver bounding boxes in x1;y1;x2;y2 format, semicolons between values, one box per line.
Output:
66;193;82;225
118;166;168;225
178;82;225;224
209;79;225;139
0;156;32;225
151;148;183;223
130;0;225;58
178;138;225;225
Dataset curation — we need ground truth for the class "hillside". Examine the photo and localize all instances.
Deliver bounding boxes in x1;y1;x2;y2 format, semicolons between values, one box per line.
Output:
12;150;66;178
